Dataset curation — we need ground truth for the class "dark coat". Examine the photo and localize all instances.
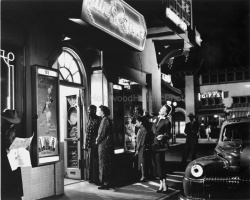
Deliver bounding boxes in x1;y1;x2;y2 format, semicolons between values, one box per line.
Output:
136;126;147;170
184;121;200;142
152;116;171;151
96;116;114;184
151;116;172;179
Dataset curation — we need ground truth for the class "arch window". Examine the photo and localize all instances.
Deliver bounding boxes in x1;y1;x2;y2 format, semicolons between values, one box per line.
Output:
57;48;82;85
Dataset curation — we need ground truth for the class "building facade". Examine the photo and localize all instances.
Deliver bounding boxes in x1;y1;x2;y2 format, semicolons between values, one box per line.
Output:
1;0;194;199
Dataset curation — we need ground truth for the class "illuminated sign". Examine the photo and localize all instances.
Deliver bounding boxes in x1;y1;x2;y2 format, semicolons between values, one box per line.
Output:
81;0;147;51
167;0;191;27
161;73;172;84
198;91;224;100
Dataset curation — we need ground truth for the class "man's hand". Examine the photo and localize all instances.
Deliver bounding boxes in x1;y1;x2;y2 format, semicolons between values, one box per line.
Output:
157;135;163;140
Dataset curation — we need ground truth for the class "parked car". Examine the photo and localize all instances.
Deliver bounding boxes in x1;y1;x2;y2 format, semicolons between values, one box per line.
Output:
179;116;250;200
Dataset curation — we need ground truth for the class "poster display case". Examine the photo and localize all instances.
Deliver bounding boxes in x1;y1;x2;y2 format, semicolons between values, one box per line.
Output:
32;66;60;166
64;93;82;180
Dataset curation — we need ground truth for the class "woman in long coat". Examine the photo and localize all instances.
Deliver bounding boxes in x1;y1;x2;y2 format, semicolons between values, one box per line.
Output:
152;104;172;194
135;116;147;182
95;105;114;190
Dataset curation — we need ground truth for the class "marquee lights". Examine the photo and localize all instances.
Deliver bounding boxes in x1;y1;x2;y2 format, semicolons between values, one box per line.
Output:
82;0;147;51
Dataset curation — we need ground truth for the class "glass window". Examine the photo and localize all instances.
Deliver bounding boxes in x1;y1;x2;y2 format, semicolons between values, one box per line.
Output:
201;98;208;106
210;74;217;83
227;72;234;82
215;98;221;105
240;96;247;104
57;48;82;85
218;73;226;82
232;97;239;104
202;74;209;84
208;98;214;105
221;122;250;144
244;70;250;80
236;71;243;81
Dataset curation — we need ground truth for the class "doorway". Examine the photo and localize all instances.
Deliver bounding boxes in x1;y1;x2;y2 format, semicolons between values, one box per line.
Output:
59;85;84;182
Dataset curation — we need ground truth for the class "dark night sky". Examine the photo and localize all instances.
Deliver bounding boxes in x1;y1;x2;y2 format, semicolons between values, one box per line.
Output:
192;0;250;69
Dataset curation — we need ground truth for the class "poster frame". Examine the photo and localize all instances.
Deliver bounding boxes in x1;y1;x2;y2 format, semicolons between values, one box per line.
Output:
31;65;60;166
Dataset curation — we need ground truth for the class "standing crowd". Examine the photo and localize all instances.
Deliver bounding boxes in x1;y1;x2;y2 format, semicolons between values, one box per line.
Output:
85;103;176;193
1;104;201;199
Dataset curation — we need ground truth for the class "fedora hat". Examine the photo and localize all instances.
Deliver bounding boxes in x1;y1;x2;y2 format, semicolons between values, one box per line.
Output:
188;112;195;117
1;109;21;124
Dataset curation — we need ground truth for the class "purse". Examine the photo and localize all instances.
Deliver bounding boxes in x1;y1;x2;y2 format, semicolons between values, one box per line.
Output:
152;137;169;152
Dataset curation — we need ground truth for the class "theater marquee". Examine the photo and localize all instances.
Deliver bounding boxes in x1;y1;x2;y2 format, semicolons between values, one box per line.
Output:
81;0;147;51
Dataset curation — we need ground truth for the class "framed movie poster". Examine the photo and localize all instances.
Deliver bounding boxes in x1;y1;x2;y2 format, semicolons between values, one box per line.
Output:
32;65;60;166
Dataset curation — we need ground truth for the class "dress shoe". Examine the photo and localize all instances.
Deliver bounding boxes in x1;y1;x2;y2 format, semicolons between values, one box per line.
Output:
156;188;162;193
162;185;169;194
98;185;109;190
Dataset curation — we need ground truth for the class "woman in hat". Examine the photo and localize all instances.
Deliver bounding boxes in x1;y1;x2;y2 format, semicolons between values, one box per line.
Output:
1;109;23;200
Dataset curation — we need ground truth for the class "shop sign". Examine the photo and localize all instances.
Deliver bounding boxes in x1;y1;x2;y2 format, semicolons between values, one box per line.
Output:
81;0;147;51
198;90;224;100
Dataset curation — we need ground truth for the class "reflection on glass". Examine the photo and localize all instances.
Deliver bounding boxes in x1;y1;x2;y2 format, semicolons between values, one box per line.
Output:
73;72;81;84
125;117;136;151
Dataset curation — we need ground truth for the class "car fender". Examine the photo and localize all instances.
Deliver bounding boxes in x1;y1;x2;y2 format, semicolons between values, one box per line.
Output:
240;146;250;167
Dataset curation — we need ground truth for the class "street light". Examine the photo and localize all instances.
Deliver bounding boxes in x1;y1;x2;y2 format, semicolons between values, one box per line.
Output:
172;101;177;144
166;100;177;144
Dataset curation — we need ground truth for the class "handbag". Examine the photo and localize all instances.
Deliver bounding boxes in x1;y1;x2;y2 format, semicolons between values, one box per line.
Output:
152;138;169;152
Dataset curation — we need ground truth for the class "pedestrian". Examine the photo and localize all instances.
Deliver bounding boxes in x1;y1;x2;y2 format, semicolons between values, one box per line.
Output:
152;104;172;194
143;111;155;180
1;109;23;200
135;116;148;182
206;125;211;141
96;105;114;190
181;113;200;166
85;105;100;185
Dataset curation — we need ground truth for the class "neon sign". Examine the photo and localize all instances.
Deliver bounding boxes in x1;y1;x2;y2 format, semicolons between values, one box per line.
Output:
198;91;224;100
81;0;147;51
0;49;15;109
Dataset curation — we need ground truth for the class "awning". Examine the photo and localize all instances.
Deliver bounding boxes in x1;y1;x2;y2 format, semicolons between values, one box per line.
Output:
229;107;250;118
197;109;225;116
103;65;148;86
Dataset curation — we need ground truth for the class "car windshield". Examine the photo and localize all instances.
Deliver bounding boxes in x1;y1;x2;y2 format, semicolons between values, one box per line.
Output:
221;122;250;145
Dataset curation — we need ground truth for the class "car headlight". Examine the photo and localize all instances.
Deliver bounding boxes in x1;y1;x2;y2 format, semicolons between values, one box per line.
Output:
191;164;203;178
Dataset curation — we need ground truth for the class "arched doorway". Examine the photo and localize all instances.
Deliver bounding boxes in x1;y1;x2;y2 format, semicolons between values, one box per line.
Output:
175;108;186;138
54;47;87;181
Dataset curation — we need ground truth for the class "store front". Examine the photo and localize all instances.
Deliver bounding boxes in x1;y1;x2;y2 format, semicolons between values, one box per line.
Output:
197;90;226;139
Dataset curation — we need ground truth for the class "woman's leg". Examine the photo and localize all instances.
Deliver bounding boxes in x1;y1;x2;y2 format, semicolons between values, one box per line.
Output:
140;164;145;181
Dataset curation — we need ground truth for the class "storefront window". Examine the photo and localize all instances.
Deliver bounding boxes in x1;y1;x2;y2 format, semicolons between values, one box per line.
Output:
227;72;234;82
210;74;218;83
113;78;144;152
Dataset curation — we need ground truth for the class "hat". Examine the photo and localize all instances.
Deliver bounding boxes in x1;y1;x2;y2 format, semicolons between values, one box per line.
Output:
188;112;195;117
1;109;21;124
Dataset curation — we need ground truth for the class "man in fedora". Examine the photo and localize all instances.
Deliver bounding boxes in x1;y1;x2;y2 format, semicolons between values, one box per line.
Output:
1;109;23;200
181;112;200;166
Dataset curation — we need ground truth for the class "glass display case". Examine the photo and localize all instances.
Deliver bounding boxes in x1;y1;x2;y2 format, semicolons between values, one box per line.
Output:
113;78;143;153
31;66;60;166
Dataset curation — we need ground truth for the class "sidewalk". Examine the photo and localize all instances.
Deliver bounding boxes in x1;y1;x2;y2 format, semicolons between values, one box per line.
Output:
43;178;179;200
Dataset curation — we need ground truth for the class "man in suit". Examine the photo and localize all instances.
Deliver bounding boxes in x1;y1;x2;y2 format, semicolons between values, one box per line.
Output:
181;113;200;166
